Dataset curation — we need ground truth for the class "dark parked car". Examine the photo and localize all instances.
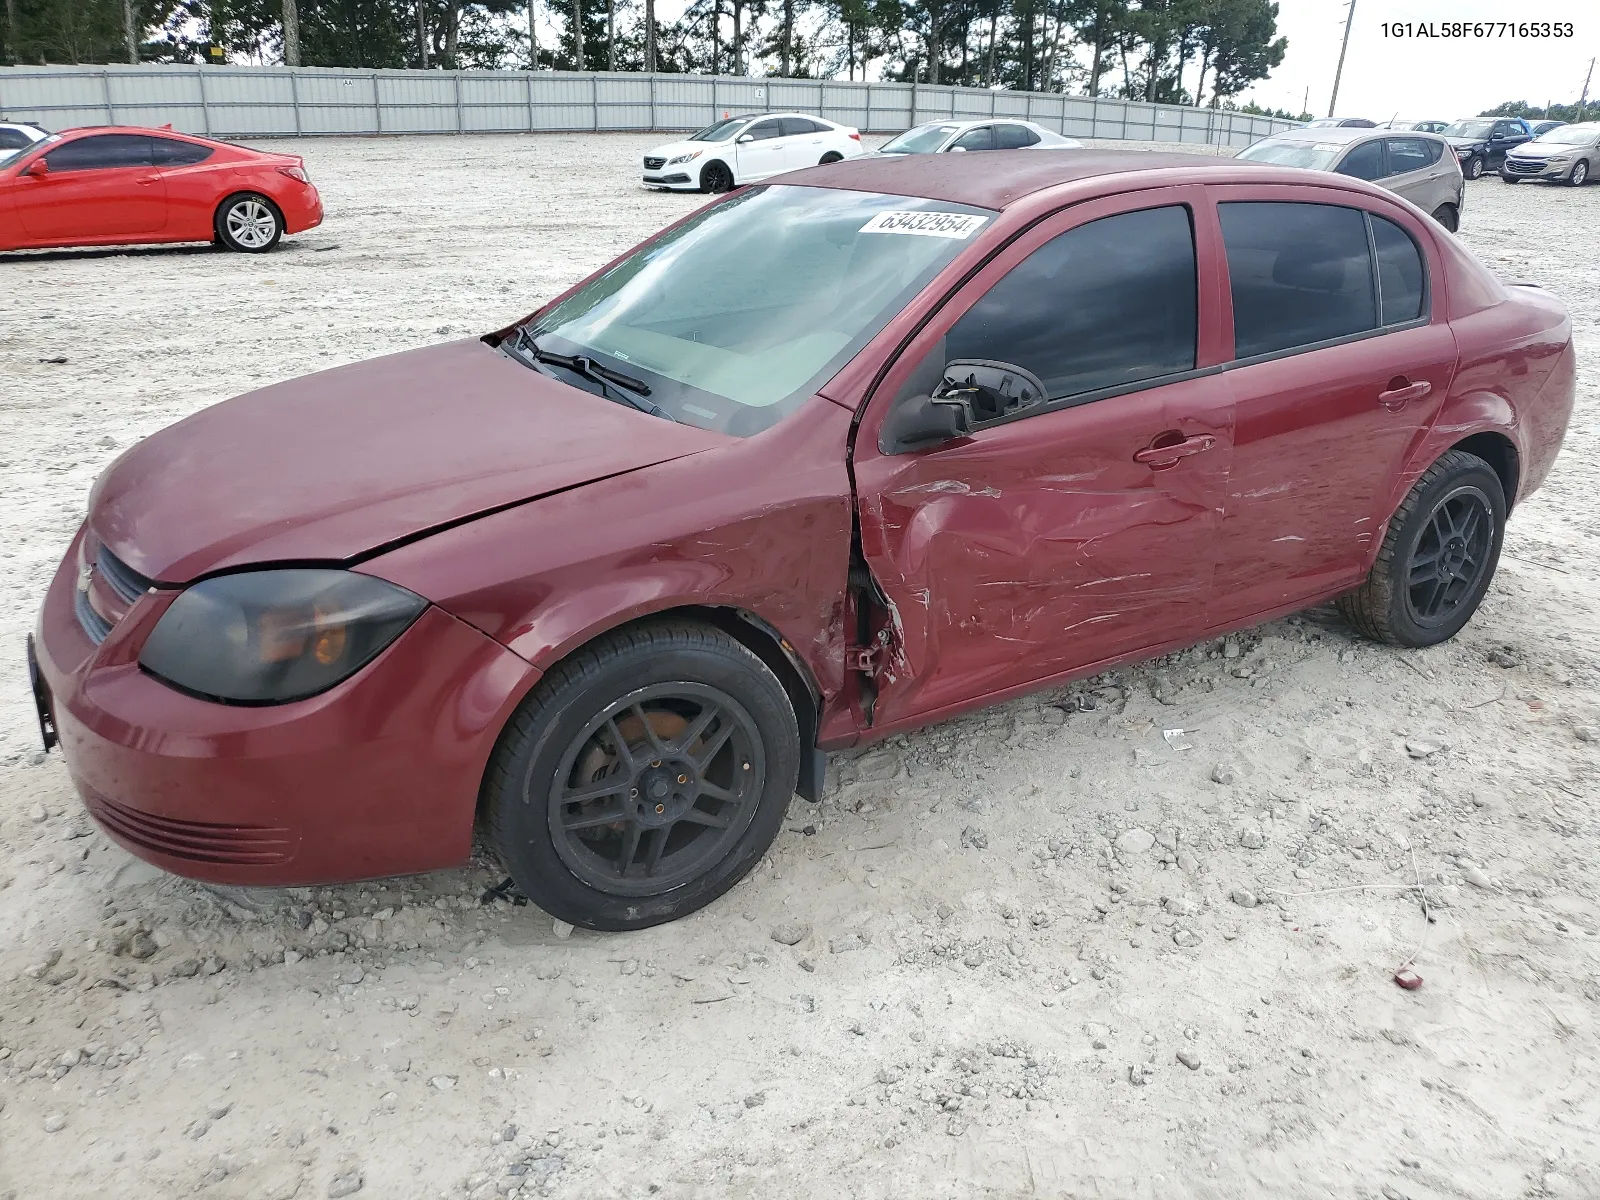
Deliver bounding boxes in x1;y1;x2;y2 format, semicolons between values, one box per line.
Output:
1443;117;1532;179
31;151;1576;931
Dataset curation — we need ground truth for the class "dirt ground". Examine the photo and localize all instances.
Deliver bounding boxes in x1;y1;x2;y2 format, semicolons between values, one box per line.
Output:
0;133;1597;1200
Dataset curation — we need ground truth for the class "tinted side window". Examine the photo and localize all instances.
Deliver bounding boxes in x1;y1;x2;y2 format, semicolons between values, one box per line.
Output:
779;117;815;137
995;124;1038;149
1372;216;1424;325
46;133;153;171
1219;202;1376;359
0;128;32;150
1420;138;1444;164
1387;137;1432;174
745;120;782;141
951;126;994;151
945;205;1197;408
152;137;214;166
1337;140;1386;180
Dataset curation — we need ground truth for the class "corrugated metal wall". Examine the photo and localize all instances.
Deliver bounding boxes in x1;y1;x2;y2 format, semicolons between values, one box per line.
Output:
0;65;1297;147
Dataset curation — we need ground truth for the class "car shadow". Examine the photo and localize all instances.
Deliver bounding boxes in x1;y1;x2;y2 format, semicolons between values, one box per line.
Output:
1;240;312;264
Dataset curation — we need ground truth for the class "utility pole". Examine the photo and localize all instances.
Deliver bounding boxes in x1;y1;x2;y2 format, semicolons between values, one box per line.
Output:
1579;57;1595;123
574;0;585;70
123;0;138;61
527;0;538;68
644;0;656;71
282;0;300;65
419;1;429;67
606;0;615;70
1328;0;1355;117
1302;85;1308;118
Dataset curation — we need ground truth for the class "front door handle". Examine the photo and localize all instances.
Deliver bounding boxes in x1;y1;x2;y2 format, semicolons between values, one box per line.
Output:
1379;378;1432;411
1134;434;1215;470
134;173;161;186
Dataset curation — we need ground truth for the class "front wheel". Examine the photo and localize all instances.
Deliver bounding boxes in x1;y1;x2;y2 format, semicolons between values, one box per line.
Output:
1464;155;1484;180
214;193;283;252
1499;172;1519;183
1336;450;1506;647
482;621;800;931
700;160;735;194
1567;159;1590;187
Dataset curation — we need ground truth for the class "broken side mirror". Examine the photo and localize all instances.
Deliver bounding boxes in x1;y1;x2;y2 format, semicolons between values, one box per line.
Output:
935;359;1047;424
880;392;972;454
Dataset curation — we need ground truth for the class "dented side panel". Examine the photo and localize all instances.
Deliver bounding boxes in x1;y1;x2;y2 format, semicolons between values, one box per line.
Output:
854;374;1235;726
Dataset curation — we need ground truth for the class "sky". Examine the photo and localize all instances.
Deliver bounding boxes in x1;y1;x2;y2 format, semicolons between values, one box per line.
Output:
636;0;1594;121
1239;0;1595;119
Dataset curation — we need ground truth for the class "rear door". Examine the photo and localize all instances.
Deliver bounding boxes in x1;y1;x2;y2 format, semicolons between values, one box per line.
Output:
1204;188;1456;625
15;133;167;242
851;187;1235;725
779;117;826;169
1382;136;1437;206
732;118;788;181
994;123;1041;149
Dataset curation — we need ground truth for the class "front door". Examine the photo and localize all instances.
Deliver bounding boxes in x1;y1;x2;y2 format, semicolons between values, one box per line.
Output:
852;188;1235;726
15;133;167;242
1205;188;1456;624
733;118;789;181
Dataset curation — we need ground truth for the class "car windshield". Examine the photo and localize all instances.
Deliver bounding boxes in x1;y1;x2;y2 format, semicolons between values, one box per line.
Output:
688;117;749;143
1444;120;1495;138
878;124;960;154
524;185;993;436
1235;140;1343;170
1535;126;1593;145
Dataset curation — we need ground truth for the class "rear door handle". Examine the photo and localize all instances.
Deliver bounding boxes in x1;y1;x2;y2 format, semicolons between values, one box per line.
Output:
1379;379;1432;411
1134;434;1215;470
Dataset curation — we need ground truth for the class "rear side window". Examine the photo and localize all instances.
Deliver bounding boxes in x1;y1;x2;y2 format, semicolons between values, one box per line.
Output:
946;205;1197;407
152;137;214;166
1336;140;1385;180
951;126;994;151
1372;216;1424;325
1386;137;1432;174
995;124;1039;149
1219;202;1376;358
45;133;153;171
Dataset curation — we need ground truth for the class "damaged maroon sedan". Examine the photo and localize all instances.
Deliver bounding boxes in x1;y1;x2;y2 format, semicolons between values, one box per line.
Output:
31;151;1574;930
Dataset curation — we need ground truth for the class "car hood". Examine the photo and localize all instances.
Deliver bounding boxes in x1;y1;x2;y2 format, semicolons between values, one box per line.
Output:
89;339;723;583
1444;135;1488;148
645;139;716;160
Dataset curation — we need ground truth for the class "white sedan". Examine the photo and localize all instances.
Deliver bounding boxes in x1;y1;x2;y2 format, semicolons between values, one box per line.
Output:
0;121;49;162
872;119;1082;156
642;112;862;193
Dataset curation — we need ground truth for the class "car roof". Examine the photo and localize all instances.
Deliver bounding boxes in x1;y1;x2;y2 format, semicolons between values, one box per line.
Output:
1265;126;1383;145
786;148;1269;210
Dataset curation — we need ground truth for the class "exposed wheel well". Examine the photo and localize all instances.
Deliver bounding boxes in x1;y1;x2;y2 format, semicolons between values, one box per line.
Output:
1452;432;1519;508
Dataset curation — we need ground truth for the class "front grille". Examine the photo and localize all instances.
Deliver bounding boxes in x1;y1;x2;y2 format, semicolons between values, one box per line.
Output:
75;586;112;644
1505;158;1545;173
85;788;293;866
97;547;152;603
643;156;666;170
75;542;154;645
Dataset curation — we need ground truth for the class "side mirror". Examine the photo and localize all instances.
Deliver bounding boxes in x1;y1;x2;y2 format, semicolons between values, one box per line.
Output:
880;393;971;454
24;157;49;177
737;133;755;144
949;145;968;153
936;359;1047;423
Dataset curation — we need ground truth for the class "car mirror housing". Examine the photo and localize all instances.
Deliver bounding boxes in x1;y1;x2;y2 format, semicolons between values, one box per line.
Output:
737;133;755;144
24;157;48;177
936;358;1048;424
880;393;971;454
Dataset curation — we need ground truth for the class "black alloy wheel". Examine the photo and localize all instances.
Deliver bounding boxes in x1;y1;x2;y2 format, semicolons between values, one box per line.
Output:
1404;486;1496;630
701;161;734;194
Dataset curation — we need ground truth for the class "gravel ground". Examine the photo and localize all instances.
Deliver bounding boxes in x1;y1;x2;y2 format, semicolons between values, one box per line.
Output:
0;134;1597;1200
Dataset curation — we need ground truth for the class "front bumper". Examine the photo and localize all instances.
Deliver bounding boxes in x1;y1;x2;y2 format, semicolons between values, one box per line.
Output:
1502;158;1572;180
32;528;537;886
642;172;695;189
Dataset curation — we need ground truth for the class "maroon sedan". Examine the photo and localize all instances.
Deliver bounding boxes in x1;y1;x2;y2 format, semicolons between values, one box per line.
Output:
30;152;1574;930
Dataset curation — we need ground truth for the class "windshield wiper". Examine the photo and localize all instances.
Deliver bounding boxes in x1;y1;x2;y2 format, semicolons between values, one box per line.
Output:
503;327;673;421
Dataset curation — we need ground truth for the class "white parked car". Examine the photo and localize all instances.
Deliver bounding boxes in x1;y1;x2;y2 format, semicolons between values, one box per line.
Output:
642;112;862;193
0;121;49;164
872;119;1082;156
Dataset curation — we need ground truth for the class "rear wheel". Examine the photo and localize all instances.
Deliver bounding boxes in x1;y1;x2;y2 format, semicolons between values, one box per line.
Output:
482;621;800;931
701;160;734;194
1430;203;1459;232
1464;154;1484;180
1336;450;1505;647
819;151;844;165
1567;159;1590;187
214;193;282;252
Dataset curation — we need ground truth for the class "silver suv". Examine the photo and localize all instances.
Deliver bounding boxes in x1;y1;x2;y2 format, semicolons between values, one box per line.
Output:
1235;127;1465;231
1500;122;1600;186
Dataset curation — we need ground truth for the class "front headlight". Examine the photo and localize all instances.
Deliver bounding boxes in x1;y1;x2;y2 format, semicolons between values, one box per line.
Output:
667;150;704;165
139;569;426;704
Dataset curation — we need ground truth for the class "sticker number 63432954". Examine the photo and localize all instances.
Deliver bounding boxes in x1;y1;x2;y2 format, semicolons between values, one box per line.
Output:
859;210;990;239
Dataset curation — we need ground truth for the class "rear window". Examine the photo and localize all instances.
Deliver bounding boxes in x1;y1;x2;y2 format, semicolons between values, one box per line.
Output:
1372;216;1425;325
780;117;822;136
152;137;214;166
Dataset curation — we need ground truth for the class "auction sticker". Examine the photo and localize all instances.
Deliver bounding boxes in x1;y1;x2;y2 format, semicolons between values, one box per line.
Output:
860;210;989;239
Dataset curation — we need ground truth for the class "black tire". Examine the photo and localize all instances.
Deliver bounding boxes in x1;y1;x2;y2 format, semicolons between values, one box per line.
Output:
482;620;800;931
1499;171;1519;183
214;192;283;253
819;151;844;165
1464;154;1484;180
1567;159;1590;187
1336;450;1506;648
1430;203;1459;232
700;160;734;194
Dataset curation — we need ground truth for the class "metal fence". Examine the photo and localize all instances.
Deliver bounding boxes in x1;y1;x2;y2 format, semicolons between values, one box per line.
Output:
0;64;1296;147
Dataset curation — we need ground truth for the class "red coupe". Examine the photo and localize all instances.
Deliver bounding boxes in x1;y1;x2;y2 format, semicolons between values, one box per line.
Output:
30;152;1574;930
0;124;321;253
